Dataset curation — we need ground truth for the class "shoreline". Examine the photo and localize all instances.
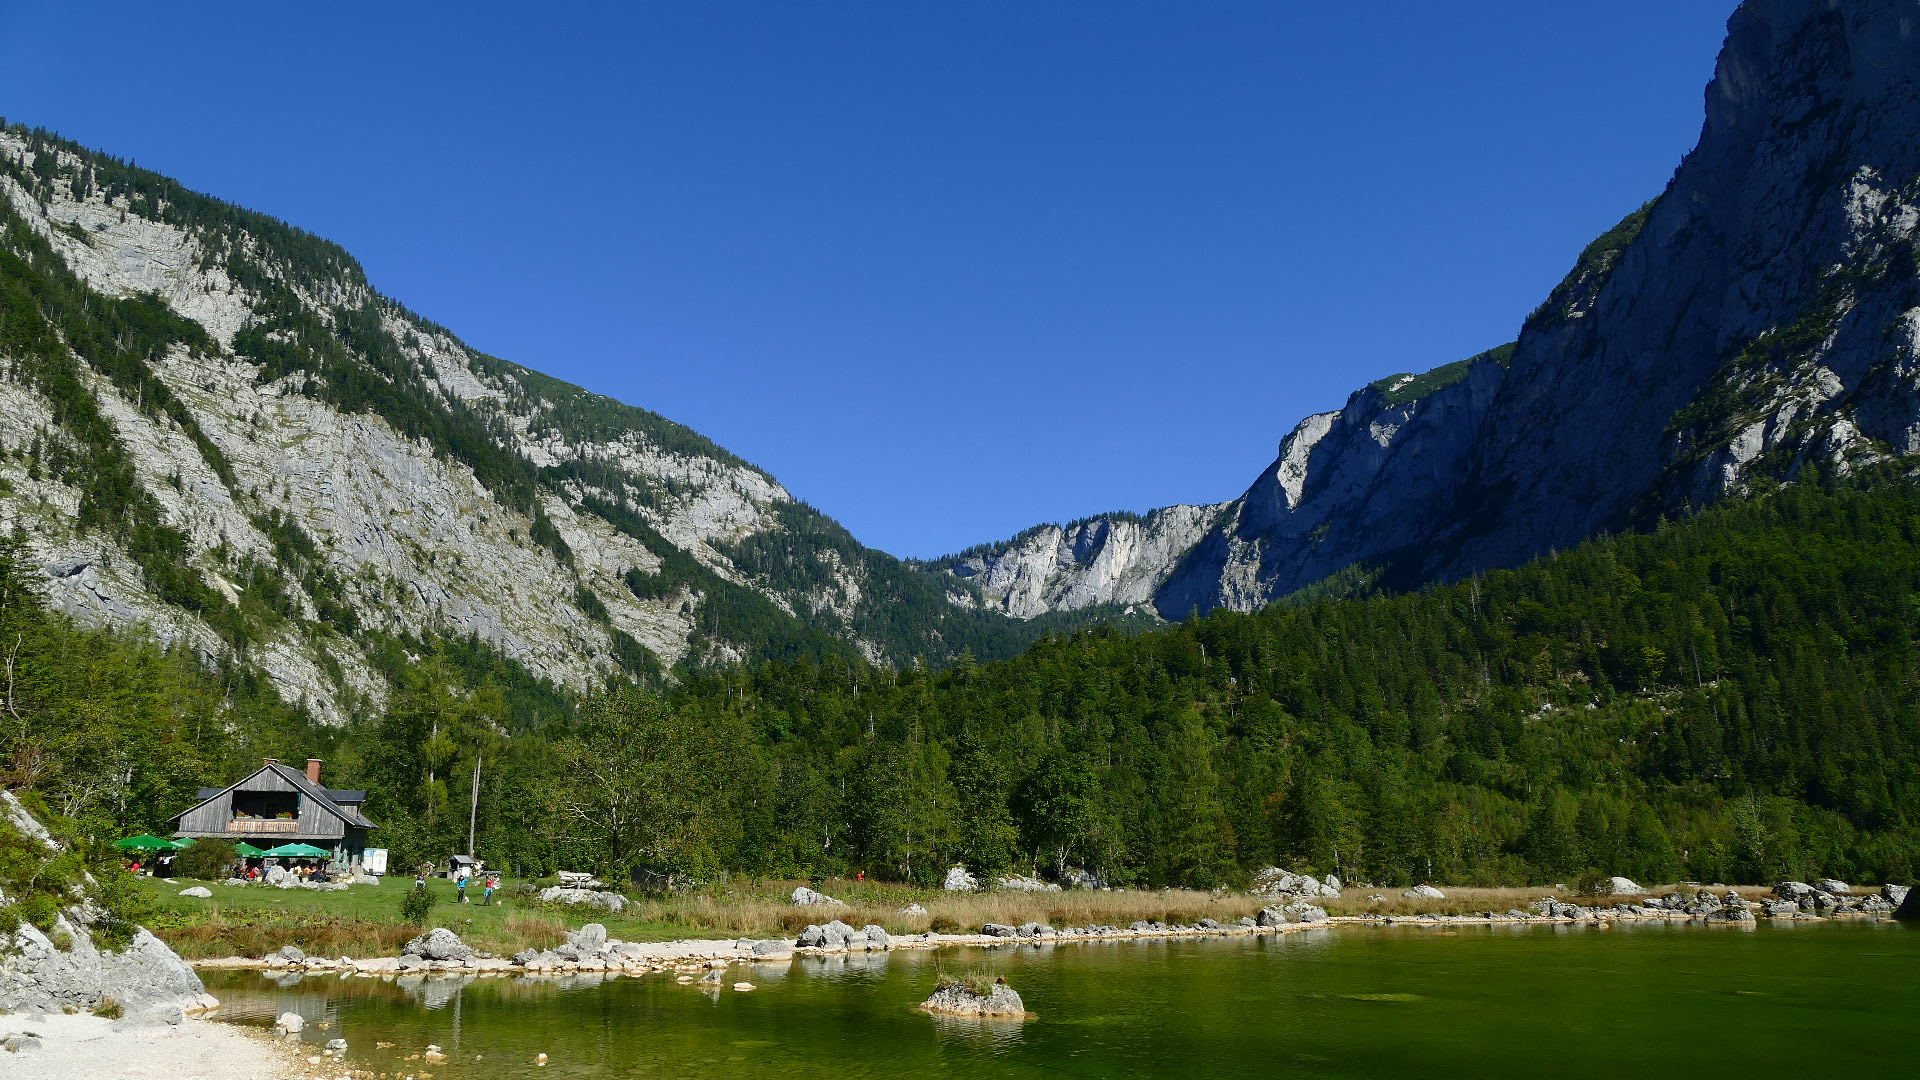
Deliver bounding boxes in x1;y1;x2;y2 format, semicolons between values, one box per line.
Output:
178;902;1898;979
0;1011;305;1080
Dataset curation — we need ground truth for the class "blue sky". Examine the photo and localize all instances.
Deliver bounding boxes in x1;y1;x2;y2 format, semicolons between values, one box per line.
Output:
0;1;1733;558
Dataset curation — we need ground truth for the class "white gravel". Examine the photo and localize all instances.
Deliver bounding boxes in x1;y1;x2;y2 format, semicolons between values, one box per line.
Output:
0;1012;300;1080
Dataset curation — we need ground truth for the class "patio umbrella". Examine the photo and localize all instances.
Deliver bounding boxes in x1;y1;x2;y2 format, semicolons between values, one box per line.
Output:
114;834;176;851
234;842;267;857
260;842;332;857
168;837;196;848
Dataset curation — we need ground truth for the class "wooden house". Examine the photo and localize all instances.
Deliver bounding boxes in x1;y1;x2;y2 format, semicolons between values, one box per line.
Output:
171;758;377;867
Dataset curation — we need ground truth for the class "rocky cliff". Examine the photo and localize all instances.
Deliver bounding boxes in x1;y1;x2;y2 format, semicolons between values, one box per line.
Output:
0;792;206;1017
942;0;1920;619
0;128;1059;722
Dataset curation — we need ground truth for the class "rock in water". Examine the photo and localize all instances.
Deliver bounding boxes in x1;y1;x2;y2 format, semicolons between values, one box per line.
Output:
277;1012;304;1033
921;979;1027;1018
1814;878;1852;896
1895;884;1920;922
401;927;474;961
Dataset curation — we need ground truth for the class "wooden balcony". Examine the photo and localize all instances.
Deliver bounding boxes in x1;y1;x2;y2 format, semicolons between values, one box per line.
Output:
227;818;299;834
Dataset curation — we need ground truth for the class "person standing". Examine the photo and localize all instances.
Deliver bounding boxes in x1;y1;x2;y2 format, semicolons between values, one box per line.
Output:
457;872;470;903
482;874;498;906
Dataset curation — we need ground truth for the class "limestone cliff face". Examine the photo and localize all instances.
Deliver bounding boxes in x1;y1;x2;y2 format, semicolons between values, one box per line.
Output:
949;0;1920;620
938;504;1222;619
0;130;1030;721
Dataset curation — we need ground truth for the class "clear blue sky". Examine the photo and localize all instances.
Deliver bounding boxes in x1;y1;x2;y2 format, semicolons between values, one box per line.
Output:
0;1;1734;558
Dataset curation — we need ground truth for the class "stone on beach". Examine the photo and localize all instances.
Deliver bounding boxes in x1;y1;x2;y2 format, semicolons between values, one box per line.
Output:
276;1012;303;1033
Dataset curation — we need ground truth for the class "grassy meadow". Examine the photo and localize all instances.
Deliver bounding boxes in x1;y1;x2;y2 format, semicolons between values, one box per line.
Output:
134;874;1764;960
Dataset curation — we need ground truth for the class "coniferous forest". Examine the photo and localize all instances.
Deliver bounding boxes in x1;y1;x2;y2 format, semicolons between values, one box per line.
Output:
5;471;1917;895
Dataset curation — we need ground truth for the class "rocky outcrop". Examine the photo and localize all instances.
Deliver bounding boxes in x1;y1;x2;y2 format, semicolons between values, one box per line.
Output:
1401;885;1445;900
1249;868;1341;900
933;505;1223;619
1605;877;1645;896
538;886;627;912
790;886;845;907
0;792;205;1016
921;979;1027;1019
942;866;980;892
942;0;1920;621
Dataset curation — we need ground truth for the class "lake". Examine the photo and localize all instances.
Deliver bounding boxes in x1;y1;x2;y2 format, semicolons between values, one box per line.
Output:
204;920;1919;1078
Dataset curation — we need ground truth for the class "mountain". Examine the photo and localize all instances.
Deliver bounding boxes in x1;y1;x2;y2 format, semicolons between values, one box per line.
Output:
939;0;1920;620
0;127;1083;724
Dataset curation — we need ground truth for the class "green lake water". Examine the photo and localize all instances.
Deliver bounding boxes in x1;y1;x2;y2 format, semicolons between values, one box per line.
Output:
204;920;1919;1079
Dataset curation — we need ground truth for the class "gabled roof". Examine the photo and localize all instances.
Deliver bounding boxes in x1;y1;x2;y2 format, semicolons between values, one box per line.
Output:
173;763;376;830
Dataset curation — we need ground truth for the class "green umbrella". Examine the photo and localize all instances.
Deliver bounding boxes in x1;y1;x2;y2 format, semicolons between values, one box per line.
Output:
234;842;267;857
261;842;332;857
114;834;176;851
169;837;196;848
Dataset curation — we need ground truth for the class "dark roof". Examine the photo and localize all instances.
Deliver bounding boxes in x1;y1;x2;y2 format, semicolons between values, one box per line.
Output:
326;789;367;803
172;763;376;830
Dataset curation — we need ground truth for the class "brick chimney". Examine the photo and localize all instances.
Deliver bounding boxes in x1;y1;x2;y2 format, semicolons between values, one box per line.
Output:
264;757;278;765
306;758;323;785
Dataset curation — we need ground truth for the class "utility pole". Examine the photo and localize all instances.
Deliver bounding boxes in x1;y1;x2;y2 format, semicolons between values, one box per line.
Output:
467;754;481;857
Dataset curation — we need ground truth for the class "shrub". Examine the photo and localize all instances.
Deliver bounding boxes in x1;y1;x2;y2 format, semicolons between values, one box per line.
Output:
93;996;123;1019
174;839;238;880
400;882;436;925
928;914;961;933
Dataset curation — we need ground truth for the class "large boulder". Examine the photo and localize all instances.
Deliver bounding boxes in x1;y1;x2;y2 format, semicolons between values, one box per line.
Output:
1882;883;1911;907
981;923;1017;938
177;886;213;899
0;793;205;1016
567;923;608;954
795;920;857;949
1896;884;1920;922
862;925;892;950
1401;884;1446;900
921;979;1027;1018
1773;880;1816;900
265;865;298;888
942;865;981;892
1814;878;1852;896
401;928;473;961
1249;868;1341;899
995;875;1060;893
538;886;627;912
791;886;846;907
1605;877;1645;896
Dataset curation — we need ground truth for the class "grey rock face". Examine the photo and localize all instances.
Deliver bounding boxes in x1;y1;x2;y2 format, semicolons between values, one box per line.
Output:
1882;883;1910;906
1249;868;1341;900
1814;878;1852;896
566;923;608;954
1896;884;1920;922
401;928;473;961
0;793;205;1015
942;866;981;892
795;920;858;949
941;0;1920;622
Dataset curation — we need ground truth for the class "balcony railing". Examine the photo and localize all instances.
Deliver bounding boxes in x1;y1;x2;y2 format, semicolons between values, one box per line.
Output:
226;818;299;834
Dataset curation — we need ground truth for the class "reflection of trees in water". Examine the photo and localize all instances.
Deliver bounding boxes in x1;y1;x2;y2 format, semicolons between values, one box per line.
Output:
795;950;893;981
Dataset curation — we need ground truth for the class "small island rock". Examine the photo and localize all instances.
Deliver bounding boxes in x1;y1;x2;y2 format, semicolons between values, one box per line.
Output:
921;979;1027;1018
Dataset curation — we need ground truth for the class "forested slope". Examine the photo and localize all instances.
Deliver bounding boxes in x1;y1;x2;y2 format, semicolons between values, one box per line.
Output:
16;473;1908;891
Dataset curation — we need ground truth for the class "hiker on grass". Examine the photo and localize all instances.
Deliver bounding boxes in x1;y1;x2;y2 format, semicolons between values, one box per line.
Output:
483;874;498;906
457;873;470;903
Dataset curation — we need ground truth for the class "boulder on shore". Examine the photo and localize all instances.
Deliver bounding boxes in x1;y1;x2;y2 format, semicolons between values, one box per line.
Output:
795;920;857;949
942;865;981;892
921;979;1027;1018
1896;884;1920;922
1605;877;1644;896
401;928;473;962
1814;878;1852;896
1402;885;1446;900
